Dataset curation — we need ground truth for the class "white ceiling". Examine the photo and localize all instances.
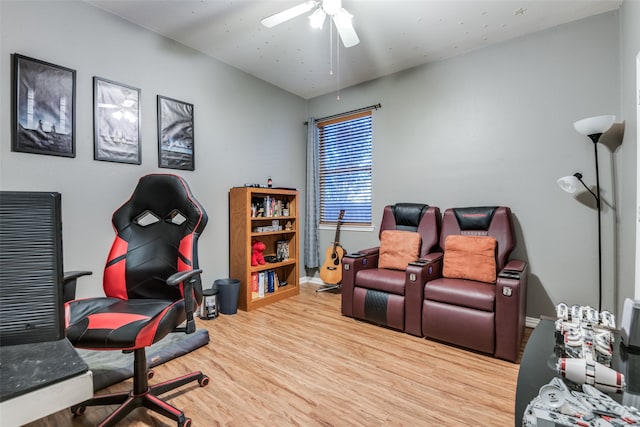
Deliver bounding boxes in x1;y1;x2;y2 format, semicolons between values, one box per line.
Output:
86;0;622;99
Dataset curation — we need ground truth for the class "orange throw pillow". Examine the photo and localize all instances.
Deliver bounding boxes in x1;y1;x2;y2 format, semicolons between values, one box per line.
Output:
378;230;421;270
442;235;497;283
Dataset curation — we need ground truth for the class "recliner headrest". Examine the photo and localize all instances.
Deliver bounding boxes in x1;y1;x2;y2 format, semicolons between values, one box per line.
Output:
392;203;428;231
453;206;497;231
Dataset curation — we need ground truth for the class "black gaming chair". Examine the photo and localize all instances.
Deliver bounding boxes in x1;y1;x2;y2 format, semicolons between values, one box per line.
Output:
65;174;209;427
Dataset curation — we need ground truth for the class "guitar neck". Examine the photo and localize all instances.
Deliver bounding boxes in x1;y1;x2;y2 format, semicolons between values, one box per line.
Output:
331;210;345;253
333;227;342;249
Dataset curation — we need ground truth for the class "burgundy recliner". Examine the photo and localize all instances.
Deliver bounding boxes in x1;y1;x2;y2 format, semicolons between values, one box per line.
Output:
65;174;209;427
422;206;528;362
341;203;441;336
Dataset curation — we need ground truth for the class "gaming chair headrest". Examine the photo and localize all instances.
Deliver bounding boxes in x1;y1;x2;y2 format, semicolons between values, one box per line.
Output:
113;174;207;236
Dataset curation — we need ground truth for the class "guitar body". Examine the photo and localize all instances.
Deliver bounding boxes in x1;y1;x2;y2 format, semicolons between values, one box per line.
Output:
320;244;345;285
320;210;346;285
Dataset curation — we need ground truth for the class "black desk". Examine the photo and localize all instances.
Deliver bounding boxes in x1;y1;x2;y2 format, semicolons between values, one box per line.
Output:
0;338;88;401
0;339;93;426
514;318;640;426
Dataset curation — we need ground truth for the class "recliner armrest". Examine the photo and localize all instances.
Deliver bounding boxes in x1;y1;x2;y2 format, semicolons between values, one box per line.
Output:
495;260;528;361
341;247;380;318
404;253;443;337
420;251;444;264
344;246;379;259
407;252;444;278
502;259;527;273
498;259;527;279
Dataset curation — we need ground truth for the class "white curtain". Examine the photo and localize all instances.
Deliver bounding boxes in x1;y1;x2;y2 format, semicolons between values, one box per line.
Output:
304;117;320;268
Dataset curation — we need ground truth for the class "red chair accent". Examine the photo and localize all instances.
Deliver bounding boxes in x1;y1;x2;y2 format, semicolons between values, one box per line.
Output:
65;174;209;427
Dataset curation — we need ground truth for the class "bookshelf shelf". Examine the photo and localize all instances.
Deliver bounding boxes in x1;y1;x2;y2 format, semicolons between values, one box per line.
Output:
229;187;299;311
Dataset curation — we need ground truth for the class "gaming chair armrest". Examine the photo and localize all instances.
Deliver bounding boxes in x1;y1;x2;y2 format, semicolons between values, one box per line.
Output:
166;269;203;287
62;270;93;302
167;269;203;334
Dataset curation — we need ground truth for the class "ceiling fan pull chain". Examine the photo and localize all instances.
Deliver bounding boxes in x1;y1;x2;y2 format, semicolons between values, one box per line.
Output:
329;21;334;76
336;28;340;100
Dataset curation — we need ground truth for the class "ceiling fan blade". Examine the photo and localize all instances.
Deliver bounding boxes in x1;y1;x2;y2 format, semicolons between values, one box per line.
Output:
261;1;317;28
332;8;359;48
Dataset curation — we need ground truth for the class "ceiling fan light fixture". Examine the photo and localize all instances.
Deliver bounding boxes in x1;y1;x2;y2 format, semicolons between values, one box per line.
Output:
309;8;326;29
322;0;342;16
262;0;359;48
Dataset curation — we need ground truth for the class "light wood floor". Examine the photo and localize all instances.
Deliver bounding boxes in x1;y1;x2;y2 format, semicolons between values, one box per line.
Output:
26;283;531;427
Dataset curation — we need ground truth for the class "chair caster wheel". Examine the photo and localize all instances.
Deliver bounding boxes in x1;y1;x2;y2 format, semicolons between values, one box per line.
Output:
147;369;154;380
180;418;192;427
71;405;85;417
199;375;209;387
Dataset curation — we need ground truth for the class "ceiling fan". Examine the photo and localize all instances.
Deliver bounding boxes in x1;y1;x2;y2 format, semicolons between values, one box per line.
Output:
261;0;360;48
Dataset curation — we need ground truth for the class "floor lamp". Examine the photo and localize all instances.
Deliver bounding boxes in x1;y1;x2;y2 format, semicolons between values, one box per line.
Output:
557;115;616;312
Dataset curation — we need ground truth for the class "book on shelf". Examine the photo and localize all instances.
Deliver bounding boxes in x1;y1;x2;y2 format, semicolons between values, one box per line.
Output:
258;271;265;297
253;270;280;298
251;272;258;298
267;270;274;293
250;196;289;218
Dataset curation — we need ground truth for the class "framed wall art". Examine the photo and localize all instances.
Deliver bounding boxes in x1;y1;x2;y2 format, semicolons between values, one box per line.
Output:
12;54;76;157
157;95;194;171
93;77;141;164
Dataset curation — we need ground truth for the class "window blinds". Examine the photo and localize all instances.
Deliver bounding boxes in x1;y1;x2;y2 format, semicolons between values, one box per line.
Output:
318;111;372;225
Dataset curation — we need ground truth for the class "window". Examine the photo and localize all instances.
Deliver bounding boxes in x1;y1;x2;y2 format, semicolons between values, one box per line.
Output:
318;111;372;226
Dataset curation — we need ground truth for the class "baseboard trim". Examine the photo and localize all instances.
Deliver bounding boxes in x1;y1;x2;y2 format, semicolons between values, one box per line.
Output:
525;316;540;329
303;276;543;330
302;276;323;286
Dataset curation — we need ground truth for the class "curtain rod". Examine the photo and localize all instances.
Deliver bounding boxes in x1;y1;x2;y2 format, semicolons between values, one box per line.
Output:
304;103;382;125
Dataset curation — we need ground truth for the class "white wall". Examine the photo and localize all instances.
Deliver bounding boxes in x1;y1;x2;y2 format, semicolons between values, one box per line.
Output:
0;1;307;298
309;11;624;319
621;0;640;302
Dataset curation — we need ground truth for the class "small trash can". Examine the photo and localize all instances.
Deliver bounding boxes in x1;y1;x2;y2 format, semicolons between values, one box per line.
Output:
215;278;240;315
198;288;219;320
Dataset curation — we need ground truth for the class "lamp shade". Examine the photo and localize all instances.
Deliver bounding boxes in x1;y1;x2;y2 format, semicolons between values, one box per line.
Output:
557;175;580;194
573;115;615;136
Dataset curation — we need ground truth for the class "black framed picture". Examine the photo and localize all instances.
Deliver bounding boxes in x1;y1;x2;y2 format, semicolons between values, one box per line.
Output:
93;77;141;164
157;95;194;171
12;54;76;157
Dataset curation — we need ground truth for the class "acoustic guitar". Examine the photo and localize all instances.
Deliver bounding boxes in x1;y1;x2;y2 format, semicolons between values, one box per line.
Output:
320;210;345;285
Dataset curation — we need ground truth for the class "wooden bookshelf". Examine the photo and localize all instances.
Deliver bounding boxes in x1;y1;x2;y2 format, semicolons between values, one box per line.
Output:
229;187;299;311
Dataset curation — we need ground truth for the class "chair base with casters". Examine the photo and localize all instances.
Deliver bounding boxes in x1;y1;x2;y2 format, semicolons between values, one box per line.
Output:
71;348;208;427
